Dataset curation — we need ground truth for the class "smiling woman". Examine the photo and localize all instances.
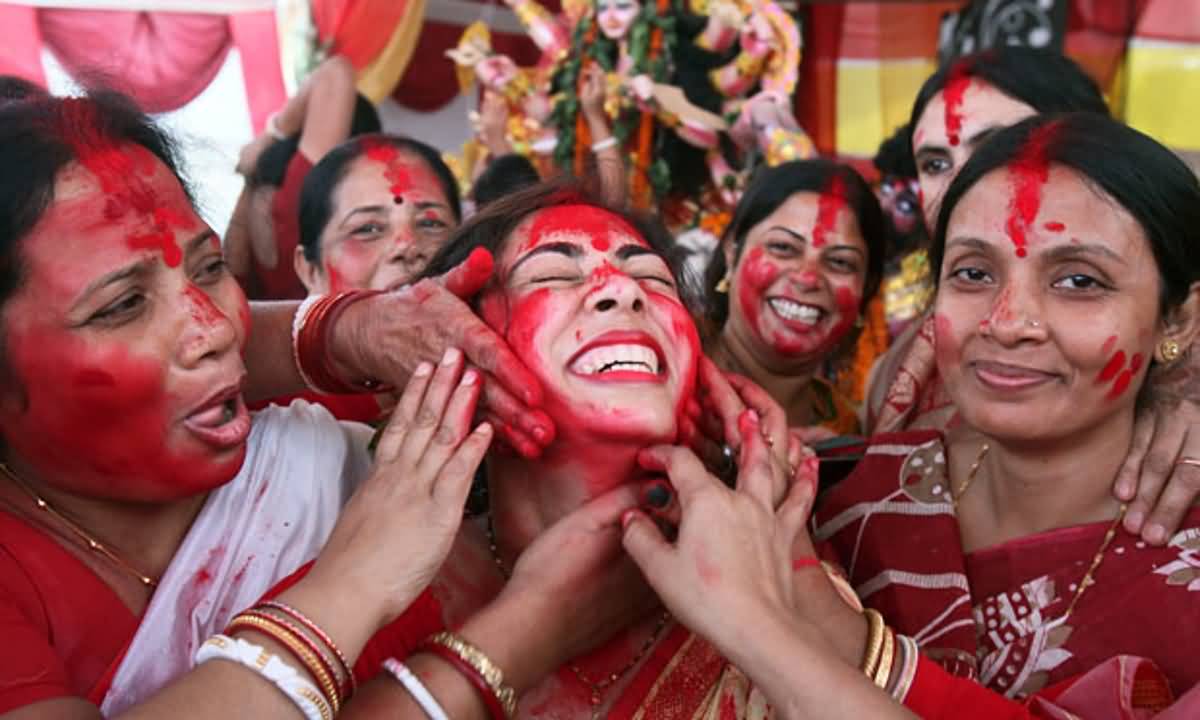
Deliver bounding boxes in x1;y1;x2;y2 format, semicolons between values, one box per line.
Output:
703;159;885;436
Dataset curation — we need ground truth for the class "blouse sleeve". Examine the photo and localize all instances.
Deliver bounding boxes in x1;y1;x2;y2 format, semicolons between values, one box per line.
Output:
0;547;71;713
902;655;1033;720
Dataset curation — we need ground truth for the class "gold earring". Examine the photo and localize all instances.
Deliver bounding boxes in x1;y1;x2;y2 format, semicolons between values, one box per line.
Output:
1158;339;1182;364
715;274;730;294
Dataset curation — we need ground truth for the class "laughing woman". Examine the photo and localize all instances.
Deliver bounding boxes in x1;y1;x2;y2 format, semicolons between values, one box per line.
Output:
702;160;886;438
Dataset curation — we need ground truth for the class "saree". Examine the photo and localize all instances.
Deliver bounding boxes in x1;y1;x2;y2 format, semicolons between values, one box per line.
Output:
92;401;372;714
814;430;1200;717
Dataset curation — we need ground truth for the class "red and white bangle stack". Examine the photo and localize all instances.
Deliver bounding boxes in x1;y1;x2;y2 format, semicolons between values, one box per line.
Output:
291;291;390;395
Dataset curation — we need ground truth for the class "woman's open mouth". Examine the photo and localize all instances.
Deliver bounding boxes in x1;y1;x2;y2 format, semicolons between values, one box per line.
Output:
568;331;666;383
184;388;251;450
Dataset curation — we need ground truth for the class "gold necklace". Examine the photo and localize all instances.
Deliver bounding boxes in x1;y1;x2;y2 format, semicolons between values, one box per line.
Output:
0;463;158;588
485;516;669;717
951;445;1128;620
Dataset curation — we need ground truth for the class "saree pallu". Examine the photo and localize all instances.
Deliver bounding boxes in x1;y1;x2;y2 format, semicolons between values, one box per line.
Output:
814;430;1200;717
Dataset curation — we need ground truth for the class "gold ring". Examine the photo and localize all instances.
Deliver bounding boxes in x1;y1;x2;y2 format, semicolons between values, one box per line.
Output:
1177;457;1200;469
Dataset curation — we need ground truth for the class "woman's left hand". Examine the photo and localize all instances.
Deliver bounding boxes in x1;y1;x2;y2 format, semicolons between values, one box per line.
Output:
622;408;817;653
1114;396;1200;544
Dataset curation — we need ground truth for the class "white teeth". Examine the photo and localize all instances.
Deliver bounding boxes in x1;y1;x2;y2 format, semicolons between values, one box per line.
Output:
571;344;660;375
769;298;822;324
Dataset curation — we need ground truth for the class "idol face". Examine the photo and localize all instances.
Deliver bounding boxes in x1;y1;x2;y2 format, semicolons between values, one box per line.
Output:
299;148;456;294
934;165;1162;445
596;0;640;41
724;190;868;369
0;146;252;502
912;79;1036;231
481;205;700;445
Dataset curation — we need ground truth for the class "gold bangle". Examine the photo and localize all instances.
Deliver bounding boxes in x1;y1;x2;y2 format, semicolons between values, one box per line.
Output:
428;631;517;718
860;608;885;678
228;615;342;714
872;626;895;689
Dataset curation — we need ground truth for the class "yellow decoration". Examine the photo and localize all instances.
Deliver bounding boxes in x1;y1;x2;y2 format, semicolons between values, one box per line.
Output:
446;21;493;94
835;58;936;158
356;0;428;103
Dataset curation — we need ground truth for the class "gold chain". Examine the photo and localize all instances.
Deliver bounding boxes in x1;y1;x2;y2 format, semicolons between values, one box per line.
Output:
0;462;158;588
951;444;1128;620
486;516;669;718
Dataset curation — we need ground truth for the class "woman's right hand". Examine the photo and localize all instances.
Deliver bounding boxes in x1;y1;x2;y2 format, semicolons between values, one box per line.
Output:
306;347;493;627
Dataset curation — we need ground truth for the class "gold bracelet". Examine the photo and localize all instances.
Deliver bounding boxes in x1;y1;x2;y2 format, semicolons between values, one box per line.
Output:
228;615;342;714
860;608;885;678
872;626;895;689
428;631;517;718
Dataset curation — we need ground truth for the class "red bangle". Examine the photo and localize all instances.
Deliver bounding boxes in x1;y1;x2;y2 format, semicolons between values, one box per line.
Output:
296;291;386;394
239;609;346;702
258;601;356;697
417;641;509;720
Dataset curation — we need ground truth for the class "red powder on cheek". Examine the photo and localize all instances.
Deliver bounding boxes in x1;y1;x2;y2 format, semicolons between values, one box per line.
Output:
1097;350;1125;383
735;247;780;343
1108;369;1134;400
1129;353;1144;374
325;263;347;294
1101;335;1118;355
1044;221;1066;233
1004;122;1061;259
942;67;971;147
811;175;847;249
2;327;243;499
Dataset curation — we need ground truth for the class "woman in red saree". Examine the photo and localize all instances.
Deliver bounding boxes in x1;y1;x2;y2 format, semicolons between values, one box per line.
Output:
621;112;1200;718
863;48;1200;547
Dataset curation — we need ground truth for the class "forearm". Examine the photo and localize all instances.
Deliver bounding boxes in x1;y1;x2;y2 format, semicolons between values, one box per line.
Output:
243;301;306;403
585;111;625;207
721;612;915;720
343;591;562;719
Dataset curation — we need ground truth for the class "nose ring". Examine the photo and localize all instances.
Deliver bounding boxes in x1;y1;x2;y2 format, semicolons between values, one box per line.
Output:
1025;318;1042;329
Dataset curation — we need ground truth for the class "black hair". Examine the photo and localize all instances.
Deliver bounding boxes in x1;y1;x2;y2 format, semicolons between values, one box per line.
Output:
0;75;46;104
471;154;540;209
298;133;462;263
418;176;690;305
703;159;886;328
874;124;917;180
250;94;381;188
0;90;189;314
933;112;1200;316
909;47;1108;138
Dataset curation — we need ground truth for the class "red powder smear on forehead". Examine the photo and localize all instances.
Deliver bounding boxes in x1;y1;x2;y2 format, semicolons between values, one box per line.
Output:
812;174;847;249
942;62;972;148
361;138;420;199
53;99;187;267
525;204;644;253
1044;221;1066;232
1005;121;1062;259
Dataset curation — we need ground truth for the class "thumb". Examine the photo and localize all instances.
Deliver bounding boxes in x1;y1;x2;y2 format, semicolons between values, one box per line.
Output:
621;510;672;577
440;247;495;299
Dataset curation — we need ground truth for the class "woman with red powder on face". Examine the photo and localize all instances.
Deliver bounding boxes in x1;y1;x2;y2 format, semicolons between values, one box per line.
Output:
224;55;381;301
307;180;912;719
864;47;1200;549
249;134;463;423
621;113;1200;719
0;92;672;719
702;159;886;441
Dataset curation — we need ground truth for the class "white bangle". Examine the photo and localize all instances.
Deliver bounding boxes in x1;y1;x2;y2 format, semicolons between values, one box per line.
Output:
267;112;289;141
196;634;333;720
382;658;450;720
291;294;325;392
590;136;618;153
